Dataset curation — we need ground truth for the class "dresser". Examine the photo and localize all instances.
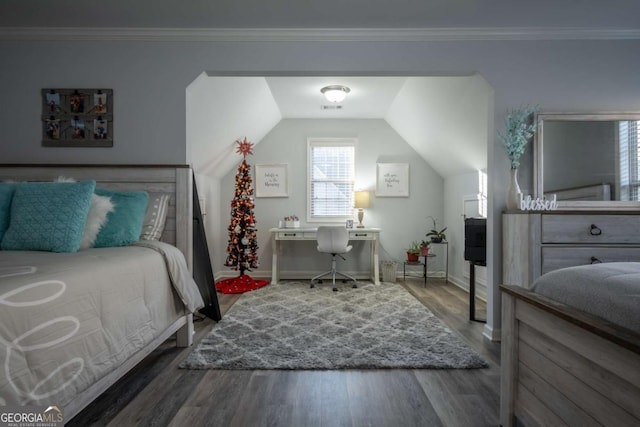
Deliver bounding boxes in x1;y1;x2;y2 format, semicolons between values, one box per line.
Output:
503;211;640;288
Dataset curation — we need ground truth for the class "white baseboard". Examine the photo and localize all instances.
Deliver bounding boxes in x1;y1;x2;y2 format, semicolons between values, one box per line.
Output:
214;269;373;281
448;274;487;302
483;324;501;342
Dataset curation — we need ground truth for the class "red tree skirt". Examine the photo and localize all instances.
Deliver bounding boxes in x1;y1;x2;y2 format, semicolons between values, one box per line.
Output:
215;274;270;294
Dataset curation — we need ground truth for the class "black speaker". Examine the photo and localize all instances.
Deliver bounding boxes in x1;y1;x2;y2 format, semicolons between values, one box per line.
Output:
464;218;486;266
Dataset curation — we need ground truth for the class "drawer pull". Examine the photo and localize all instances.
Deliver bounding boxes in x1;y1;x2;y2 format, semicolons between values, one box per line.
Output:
283;233;297;237
354;233;368;237
590;256;602;264
589;224;602;236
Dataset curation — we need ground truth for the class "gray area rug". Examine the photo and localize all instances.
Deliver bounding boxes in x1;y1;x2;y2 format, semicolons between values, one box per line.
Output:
180;282;488;370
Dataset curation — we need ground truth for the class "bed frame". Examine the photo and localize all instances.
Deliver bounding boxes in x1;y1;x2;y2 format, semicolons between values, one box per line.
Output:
0;164;195;421
500;285;640;426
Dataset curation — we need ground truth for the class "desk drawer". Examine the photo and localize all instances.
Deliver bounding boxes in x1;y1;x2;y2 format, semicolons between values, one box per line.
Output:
541;215;640;244
349;231;376;240
541;246;640;274
277;231;305;239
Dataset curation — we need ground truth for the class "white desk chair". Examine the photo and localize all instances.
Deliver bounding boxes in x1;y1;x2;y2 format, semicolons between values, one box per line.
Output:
310;226;358;291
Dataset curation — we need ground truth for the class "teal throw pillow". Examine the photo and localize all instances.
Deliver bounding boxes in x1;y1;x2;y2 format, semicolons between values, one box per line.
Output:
1;180;96;253
93;188;149;248
0;183;16;243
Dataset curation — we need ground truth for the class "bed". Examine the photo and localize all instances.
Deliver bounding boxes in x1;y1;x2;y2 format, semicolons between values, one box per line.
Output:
0;165;204;422
500;262;640;426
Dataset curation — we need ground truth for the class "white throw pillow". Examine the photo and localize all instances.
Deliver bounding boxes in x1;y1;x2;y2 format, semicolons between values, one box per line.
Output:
80;193;114;249
55;176;115;249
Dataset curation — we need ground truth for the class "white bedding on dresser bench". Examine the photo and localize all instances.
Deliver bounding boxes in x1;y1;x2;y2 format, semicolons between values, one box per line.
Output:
531;262;640;333
0;241;203;408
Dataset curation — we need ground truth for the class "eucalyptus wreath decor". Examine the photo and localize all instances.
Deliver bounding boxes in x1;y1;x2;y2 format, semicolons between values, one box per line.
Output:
498;106;539;169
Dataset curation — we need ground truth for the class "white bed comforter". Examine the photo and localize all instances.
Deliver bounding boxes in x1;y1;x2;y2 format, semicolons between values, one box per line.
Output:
532;262;640;333
0;241;203;407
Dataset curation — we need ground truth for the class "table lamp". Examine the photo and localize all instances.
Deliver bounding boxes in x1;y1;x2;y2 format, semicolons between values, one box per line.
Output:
354;191;370;228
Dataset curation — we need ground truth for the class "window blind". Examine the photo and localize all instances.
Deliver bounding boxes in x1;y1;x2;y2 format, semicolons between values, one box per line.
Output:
308;140;355;220
618;121;640;201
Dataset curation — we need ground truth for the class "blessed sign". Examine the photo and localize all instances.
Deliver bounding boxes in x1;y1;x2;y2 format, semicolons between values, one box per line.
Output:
520;194;558;211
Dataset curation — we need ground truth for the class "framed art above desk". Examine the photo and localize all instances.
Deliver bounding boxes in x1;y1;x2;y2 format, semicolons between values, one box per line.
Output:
269;227;381;285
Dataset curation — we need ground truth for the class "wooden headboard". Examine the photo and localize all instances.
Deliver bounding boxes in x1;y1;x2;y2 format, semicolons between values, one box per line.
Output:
0;164;193;270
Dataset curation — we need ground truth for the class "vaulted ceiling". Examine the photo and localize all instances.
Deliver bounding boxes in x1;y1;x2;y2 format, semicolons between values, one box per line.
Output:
186;75;490;179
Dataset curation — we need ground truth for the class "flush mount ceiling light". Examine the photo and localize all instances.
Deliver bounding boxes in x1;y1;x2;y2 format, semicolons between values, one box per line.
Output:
320;85;351;103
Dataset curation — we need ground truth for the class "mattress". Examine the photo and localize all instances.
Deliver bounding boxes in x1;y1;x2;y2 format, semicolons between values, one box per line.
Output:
0;241;203;407
531;262;640;333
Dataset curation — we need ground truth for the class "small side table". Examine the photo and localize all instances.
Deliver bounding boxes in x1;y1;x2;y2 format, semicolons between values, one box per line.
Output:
403;253;436;287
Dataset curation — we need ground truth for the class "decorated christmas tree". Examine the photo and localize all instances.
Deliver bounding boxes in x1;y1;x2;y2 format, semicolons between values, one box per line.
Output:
224;138;259;274
216;138;269;294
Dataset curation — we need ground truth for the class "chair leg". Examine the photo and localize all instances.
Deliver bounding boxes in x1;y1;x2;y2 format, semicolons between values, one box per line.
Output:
335;271;358;288
310;255;357;291
310;269;334;288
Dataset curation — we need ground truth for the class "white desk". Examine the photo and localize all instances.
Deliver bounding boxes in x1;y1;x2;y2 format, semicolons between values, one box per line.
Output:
270;227;381;285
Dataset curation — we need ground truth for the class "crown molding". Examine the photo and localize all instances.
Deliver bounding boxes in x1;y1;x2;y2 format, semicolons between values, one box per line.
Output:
0;26;639;42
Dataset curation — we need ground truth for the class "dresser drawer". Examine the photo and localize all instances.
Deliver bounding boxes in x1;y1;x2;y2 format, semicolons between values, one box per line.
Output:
541;215;640;244
541;246;640;274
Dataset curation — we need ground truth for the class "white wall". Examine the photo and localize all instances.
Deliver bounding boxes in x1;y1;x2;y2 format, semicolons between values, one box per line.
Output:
186;74;282;178
217;118;444;278
444;171;487;298
2;37;639;340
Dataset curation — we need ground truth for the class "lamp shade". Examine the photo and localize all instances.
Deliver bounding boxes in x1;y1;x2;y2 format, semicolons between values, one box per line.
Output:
354;191;371;209
321;85;350;103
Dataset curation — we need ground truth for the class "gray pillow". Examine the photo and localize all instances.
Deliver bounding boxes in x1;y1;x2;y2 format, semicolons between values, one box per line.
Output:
140;192;170;241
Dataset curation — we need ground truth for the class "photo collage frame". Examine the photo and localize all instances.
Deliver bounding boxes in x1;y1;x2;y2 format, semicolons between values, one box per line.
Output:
42;88;113;147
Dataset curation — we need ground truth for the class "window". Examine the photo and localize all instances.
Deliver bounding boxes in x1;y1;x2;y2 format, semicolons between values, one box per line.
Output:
478;169;488;217
618;120;640;201
307;138;356;222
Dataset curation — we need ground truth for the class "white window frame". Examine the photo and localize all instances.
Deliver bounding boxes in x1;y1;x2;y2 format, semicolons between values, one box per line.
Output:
478;169;488;218
307;137;357;223
616;120;640;201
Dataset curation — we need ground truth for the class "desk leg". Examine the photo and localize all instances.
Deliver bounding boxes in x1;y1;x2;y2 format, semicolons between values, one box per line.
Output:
371;238;380;285
271;237;279;284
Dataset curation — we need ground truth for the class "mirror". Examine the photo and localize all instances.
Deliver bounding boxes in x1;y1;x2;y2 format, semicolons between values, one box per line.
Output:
534;112;640;210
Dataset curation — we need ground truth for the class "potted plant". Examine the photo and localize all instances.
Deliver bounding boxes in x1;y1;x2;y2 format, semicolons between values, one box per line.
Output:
426;216;447;243
406;241;421;262
420;240;430;256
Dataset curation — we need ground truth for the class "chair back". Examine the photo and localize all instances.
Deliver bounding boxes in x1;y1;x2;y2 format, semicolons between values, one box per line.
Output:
316;226;350;254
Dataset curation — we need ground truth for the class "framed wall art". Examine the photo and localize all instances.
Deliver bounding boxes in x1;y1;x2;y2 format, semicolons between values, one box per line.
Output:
376;163;409;197
255;164;288;197
41;88;113;147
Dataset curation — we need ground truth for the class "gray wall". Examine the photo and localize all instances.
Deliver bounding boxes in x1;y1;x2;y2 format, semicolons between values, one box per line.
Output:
2;38;639;339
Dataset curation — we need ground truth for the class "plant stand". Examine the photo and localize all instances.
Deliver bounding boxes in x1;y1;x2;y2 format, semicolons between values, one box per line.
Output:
403;253;436;287
430;241;449;283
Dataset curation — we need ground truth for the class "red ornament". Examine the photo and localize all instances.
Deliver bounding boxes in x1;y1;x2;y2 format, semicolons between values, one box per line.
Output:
236;137;254;159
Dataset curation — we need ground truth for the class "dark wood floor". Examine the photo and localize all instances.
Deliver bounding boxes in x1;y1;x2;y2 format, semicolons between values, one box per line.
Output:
69;278;501;427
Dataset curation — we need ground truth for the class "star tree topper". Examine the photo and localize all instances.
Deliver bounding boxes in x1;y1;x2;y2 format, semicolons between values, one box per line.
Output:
236;137;254;159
